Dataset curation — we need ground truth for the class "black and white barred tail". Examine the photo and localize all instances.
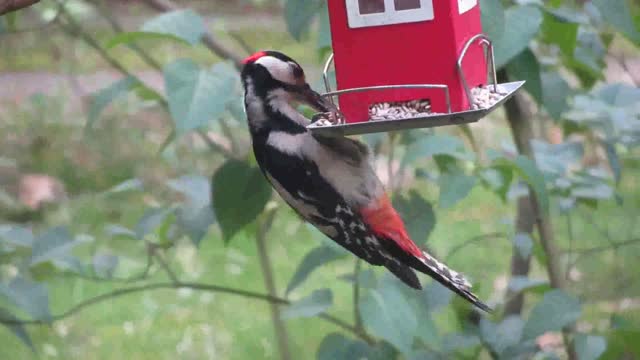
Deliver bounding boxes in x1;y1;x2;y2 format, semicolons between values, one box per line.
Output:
414;251;492;313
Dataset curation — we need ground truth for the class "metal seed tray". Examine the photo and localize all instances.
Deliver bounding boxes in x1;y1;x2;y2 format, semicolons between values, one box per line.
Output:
307;81;525;136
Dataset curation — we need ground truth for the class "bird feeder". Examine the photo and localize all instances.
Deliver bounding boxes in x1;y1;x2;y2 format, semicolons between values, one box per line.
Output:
308;0;525;136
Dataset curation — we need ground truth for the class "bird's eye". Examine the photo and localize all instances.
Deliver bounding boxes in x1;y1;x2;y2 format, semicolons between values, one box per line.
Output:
292;65;304;78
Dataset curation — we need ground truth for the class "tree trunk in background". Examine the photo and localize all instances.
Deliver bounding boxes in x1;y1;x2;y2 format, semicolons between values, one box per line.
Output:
498;69;576;360
504;197;534;316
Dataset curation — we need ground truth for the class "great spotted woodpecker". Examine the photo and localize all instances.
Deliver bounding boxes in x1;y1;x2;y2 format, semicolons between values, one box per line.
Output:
240;50;490;312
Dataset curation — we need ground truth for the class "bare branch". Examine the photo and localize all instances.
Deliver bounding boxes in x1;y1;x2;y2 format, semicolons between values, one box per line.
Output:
0;279;376;345
564;238;640;256
154;252;179;284
0;0;39;15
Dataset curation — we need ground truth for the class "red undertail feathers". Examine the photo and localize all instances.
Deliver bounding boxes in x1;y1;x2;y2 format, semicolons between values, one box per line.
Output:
359;194;422;257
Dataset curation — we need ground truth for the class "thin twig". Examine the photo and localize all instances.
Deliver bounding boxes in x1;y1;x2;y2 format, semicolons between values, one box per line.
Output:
564;238;640;256
565;213;574;281
255;208;292;360
318;313;375;346
353;259;363;332
0;279;376;345
445;232;506;261
154;252;179;284
0;282;286;325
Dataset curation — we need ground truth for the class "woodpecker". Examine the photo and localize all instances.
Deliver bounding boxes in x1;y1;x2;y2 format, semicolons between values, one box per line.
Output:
240;50;491;312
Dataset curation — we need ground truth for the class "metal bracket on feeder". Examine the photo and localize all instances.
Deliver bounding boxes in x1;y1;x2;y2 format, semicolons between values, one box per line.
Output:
307;33;525;137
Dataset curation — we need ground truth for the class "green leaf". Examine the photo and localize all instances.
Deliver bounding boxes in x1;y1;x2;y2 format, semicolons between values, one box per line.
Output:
30;227;80;266
360;275;418;355
0;277;50;321
480;316;524;355
92;253;119;278
392;190;435;245
168;175;215;245
175;206;214;246
282;289;333;319
107;9;205;49
541;71;571;120
141;9;205;45
541;10;579;57
438;173;476;209
167;175;211;208
106;31;192;49
135;207;173;240
402;134;473;167
592;0;640;44
422;282;453;312
316;333;373;360
575;334;607;360
0;225;33;248
508;155;549;214
508;276;550;294
493;6;543;69
522;289;581;340
285;0;323;40
104;224;137;239
602;329;640;359
480;0;505;41
104;178;143;195
164;59;236;134
86;76;137;129
513;233;533;259
442;332;481;352
0;307;35;352
506;49;542;104
211;160;272;242
286;246;346;295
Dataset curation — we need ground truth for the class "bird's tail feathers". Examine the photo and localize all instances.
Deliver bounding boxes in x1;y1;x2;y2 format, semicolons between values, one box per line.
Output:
413;251;492;313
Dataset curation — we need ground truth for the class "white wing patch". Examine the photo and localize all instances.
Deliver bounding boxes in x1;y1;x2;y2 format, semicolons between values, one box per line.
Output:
266;131;307;157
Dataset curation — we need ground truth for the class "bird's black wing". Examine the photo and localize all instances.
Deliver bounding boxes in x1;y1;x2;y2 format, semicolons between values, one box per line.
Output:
253;141;420;288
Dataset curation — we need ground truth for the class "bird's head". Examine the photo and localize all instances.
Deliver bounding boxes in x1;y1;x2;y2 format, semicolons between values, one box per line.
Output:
241;50;336;117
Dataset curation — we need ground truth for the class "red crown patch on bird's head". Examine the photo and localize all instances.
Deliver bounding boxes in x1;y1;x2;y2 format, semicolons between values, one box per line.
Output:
242;51;267;65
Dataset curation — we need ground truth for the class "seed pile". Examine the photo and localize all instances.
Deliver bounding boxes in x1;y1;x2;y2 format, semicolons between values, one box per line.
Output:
369;99;432;121
471;85;507;110
308;85;509;127
309;111;342;127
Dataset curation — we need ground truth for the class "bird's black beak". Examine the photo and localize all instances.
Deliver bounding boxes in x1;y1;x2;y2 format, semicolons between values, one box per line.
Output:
303;86;335;113
295;84;338;113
